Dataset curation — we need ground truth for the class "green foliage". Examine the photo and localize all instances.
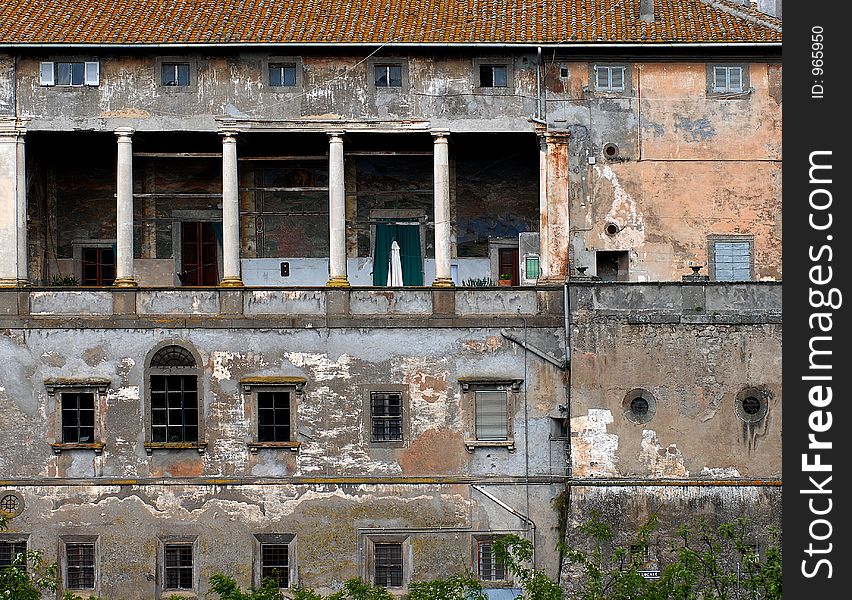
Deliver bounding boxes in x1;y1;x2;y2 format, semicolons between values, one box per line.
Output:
0;514;61;599
493;535;564;600
562;513;782;600
325;578;395;600
407;572;488;600
49;273;81;286
207;572;289;599
462;277;496;287
207;576;393;600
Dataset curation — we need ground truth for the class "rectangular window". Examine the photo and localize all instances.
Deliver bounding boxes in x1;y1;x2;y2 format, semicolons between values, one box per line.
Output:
373;543;403;588
477;540;506;581
150;375;199;443
370;392;403;442
594;65;626;92
712;240;752;281
261;543;290;588
0;540;27;569
162;62;191;86
257;391;291;443
164;544;194;590
81;247;116;286
65;542;96;589
374;64;403;87
475;390;508;440
524;255;540;281
479;64;508;87
713;66;744;93
40;61;100;87
269;63;297;87
61;392;95;444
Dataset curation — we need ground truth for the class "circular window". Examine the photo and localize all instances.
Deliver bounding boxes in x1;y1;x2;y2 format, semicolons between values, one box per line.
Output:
605;222;620;236
736;387;770;423
0;491;24;517
603;143;619;159
623;388;656;424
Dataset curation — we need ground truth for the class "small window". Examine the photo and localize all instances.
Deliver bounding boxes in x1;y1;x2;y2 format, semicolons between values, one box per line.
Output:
622;388;657;424
371;391;403;443
479;64;508;87
709;236;753;281
477;540;506;582
374;64;403;87
269;63;297;87
596;250;629;282
81;247;116;286
373;543;403;588
164;544;194;590
594;65;626;92
61;392;95;443
736;387;771;423
162;62;191;87
524;255;540;281
261;543;290;588
0;540;27;569
475;390;508;440
560;67;569;78
713;66;743;93
258;391;292;443
65;542;96;590
40;61;99;87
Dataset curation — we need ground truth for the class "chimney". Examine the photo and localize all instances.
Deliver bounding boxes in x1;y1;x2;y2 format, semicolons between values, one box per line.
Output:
640;0;654;23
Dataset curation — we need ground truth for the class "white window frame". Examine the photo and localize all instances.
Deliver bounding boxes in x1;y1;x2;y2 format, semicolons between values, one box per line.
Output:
374;63;403;88
713;66;744;93
594;65;626;92
39;61;99;87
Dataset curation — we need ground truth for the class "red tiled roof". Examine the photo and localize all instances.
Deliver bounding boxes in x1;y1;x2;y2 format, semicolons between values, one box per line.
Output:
0;0;782;45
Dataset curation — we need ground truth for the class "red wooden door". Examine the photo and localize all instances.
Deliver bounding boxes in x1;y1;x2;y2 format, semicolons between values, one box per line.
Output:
181;222;218;286
498;247;520;285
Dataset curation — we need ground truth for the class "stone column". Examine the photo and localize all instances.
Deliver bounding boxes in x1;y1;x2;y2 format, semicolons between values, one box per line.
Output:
432;130;454;287
0;124;26;286
114;127;137;287
220;131;244;287
538;131;571;283
326;131;349;287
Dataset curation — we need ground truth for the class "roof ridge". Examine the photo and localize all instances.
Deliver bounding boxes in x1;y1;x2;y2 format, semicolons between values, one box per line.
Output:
698;0;783;32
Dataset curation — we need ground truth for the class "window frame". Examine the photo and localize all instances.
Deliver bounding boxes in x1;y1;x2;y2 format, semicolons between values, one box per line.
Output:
707;63;750;96
589;63;632;95
707;234;755;281
363;535;410;590
45;379;109;455
366;57;409;93
374;63;404;88
253;533;297;589
474;59;512;90
472;535;509;585
59;535;99;595
0;534;28;570
263;56;302;91
159;536;198;595
144;341;207;454
362;384;409;448
156;57;197;92
459;378;522;451
241;377;305;453
39;60;100;87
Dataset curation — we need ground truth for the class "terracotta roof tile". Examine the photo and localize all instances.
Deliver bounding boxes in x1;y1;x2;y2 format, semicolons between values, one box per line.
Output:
0;0;782;45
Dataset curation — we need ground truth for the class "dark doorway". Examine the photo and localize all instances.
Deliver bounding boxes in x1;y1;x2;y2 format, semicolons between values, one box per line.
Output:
180;222;219;286
498;247;520;285
596;250;629;282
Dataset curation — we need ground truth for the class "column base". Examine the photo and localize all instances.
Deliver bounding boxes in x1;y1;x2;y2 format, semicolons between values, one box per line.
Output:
219;277;245;288
0;278;29;288
325;276;351;288
112;278;138;288
431;278;456;288
536;276;569;285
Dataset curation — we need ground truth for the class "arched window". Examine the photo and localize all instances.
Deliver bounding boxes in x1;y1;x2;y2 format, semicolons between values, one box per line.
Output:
145;343;204;453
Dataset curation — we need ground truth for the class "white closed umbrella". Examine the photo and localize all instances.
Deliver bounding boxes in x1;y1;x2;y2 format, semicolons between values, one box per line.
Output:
387;239;404;286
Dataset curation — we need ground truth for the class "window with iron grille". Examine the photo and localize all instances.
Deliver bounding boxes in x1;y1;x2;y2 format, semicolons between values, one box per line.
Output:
269;63;297;87
164;544;194;590
151;375;199;443
373;543;403;588
477;540;506;581
81;247;115;286
162;62;191;86
475;390;508;440
261;543;290;588
0;540;27;569
479;64;508;87
713;66;744;93
61;392;95;444
709;236;753;281
65;542;96;589
370;392;403;442
258;391;291;443
594;65;626;92
374;64;403;87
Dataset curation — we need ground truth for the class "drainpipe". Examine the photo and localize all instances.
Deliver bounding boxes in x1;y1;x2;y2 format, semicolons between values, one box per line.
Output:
536;47;543;120
472;485;538;569
563;283;572;477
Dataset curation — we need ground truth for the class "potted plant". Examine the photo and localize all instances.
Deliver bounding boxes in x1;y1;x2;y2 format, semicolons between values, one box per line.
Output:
498;273;513;287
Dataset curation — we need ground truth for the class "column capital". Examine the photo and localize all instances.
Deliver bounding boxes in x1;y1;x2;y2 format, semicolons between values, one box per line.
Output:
114;127;135;140
541;130;570;144
327;130;345;141
430;129;451;141
220;130;239;141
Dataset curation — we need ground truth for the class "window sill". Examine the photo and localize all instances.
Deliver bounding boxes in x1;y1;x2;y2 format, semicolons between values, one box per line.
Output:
464;440;515;452
246;441;301;454
144;442;207;455
50;442;105;455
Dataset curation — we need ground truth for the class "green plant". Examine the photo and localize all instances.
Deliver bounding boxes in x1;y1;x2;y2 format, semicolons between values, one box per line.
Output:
207;576;392;600
207;572;288;599
493;535;564;600
407;572;487;600
462;277;495;287
49;273;80;286
499;273;512;280
0;514;61;600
